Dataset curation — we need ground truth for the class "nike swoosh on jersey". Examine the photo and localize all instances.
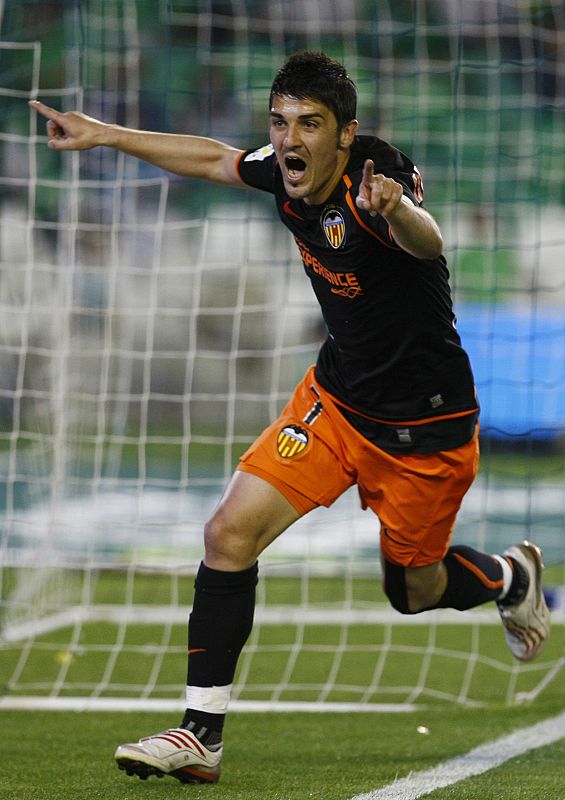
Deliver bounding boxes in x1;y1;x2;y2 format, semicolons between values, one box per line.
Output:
283;200;304;221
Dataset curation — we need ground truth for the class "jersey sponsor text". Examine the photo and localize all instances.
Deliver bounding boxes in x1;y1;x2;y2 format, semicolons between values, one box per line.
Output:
295;237;362;298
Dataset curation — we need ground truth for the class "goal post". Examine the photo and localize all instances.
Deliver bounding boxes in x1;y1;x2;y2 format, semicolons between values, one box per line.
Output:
0;0;564;712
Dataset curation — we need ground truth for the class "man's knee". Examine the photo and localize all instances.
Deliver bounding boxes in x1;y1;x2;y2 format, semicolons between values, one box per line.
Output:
203;505;269;571
383;559;446;614
204;511;246;565
383;560;412;614
203;471;300;571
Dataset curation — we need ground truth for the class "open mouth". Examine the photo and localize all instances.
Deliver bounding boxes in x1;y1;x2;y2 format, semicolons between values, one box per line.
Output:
285;156;307;181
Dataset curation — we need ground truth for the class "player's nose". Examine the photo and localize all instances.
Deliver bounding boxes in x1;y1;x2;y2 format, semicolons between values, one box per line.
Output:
284;122;302;150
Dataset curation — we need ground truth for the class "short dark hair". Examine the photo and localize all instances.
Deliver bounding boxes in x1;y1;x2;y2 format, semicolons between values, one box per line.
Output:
269;51;357;130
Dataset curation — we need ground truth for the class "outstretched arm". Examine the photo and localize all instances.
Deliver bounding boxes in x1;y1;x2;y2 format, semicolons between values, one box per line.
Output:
355;159;443;260
29;101;246;188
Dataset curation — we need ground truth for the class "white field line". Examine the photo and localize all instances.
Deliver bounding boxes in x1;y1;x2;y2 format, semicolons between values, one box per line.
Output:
0;696;418;713
349;710;565;800
8;603;563;643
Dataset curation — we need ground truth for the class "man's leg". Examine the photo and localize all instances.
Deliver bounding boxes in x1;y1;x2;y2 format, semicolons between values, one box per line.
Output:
362;431;549;663
114;471;301;784
383;541;550;661
183;471;301;738
384;546;521;613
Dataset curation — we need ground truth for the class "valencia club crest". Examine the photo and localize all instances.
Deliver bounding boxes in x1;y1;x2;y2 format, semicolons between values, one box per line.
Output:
321;207;346;249
277;424;309;458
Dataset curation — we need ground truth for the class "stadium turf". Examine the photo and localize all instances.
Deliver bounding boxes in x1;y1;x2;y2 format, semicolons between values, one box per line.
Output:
1;705;565;799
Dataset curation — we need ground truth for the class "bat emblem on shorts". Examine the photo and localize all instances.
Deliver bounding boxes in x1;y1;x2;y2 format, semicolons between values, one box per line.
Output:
277;424;309;458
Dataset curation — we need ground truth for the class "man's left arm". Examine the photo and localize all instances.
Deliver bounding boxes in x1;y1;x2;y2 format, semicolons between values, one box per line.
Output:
355;159;443;260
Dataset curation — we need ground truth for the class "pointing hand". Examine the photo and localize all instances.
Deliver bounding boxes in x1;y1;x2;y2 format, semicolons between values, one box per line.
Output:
356;158;404;219
29;100;106;151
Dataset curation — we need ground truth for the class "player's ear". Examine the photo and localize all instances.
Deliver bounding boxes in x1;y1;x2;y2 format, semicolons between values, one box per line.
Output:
338;119;358;150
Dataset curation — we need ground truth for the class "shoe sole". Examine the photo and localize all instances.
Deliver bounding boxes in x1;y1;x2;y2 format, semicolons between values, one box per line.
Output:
116;756;220;784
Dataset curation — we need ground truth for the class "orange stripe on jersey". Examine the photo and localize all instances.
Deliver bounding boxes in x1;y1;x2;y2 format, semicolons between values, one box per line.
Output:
453;552;504;591
329;392;479;428
342;174;401;250
235;150;246;180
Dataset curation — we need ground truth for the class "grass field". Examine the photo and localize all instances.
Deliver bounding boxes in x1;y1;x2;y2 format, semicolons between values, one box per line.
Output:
2;572;565;799
2;569;564;707
2;703;565;800
2;538;564;798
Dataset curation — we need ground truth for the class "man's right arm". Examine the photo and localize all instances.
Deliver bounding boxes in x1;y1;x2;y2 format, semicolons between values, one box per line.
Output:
29;101;246;188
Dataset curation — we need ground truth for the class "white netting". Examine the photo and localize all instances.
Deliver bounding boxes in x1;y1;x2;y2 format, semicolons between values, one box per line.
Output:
0;0;564;711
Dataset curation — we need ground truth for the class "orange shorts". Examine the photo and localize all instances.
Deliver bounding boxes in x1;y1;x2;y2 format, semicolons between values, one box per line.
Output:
238;366;479;567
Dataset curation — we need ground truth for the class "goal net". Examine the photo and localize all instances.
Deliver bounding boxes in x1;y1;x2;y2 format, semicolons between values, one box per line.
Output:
1;0;564;712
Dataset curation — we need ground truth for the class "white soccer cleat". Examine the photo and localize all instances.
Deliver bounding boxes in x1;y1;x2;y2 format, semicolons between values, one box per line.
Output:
114;727;222;784
497;541;550;661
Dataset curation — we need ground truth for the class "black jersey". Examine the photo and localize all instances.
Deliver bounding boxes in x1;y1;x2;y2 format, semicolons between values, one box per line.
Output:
236;135;478;453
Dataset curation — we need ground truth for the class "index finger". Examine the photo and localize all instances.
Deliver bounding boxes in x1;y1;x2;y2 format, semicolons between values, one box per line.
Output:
28;100;62;121
362;158;375;187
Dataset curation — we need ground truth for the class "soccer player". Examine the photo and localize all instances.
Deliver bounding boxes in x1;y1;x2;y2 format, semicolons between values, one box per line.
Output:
31;51;549;785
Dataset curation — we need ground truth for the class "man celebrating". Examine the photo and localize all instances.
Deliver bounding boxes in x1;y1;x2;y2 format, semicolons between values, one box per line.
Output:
31;51;549;785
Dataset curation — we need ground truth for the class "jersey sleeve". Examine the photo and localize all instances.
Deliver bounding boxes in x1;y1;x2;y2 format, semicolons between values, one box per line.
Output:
348;140;428;249
390;166;424;207
381;145;425;207
236;144;278;194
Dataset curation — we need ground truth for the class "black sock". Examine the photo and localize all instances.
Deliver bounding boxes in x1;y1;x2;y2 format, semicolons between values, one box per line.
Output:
180;709;224;746
498;556;529;606
436;545;506;610
182;561;258;736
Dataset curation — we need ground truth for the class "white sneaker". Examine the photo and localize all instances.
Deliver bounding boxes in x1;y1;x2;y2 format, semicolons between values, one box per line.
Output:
114;727;222;784
497;541;550;661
